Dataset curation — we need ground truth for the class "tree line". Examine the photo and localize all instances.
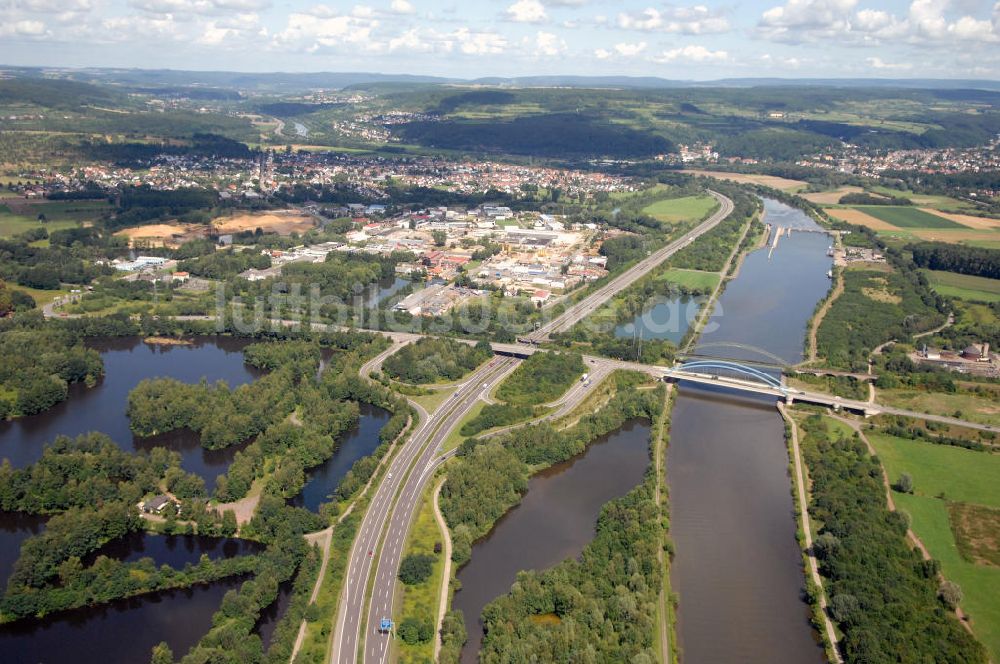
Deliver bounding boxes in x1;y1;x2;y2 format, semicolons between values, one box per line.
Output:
439;374;665;662
798;415;986;663
909;242;1000;281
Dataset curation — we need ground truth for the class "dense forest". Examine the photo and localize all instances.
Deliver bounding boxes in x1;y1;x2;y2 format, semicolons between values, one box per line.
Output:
816;238;948;370
798;415;987;663
668;195;760;272
0;229;120;290
494;351;585;407
396;113;674;158
0;320;104;419
381;337;493;384
909;242;1000;280
441;373;660;565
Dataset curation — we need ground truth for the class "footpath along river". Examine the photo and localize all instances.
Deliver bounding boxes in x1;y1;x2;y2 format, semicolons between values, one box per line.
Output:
667;198;831;663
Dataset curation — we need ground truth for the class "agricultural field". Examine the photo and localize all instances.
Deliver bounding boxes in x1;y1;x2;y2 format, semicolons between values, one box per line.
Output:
867;186;984;214
868;432;1000;660
856;206;964;229
923;270;1000;303
0;199;110;237
800;186;865;205
826;205;1000;247
642;195;718;225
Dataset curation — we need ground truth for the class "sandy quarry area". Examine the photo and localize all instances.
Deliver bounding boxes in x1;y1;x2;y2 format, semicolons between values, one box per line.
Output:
116;223;205;247
680;170;807;192
212;212;316;236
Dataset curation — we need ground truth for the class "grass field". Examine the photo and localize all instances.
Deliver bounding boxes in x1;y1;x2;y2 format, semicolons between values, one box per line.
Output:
642;195;718;225
13;285;70;307
923;270;1000;303
856;206;965;229
892;493;1000;661
867;186;983;214
0;200;110;237
654;267;721;290
394;483;446;664
869;433;1000;504
876;388;1000;427
0;205;78;237
868;433;1000;660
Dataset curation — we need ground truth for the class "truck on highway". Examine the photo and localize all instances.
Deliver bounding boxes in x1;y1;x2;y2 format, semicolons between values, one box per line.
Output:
581;373;589;382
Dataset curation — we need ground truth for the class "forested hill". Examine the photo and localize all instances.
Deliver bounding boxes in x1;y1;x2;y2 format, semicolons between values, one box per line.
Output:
396;113;674;158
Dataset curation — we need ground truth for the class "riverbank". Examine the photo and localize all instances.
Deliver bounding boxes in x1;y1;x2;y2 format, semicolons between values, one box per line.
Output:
666;197;834;663
778;404;843;663
654;385;676;664
680;207;761;353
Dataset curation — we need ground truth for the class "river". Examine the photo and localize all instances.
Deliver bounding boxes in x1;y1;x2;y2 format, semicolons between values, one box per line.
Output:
453;419;651;663
667;198;831;663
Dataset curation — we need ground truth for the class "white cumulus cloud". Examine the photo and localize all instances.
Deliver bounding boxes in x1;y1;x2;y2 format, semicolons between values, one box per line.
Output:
505;0;547;23
529;30;566;56
653;44;728;63
616;5;730;34
0;18;47;36
389;0;414;14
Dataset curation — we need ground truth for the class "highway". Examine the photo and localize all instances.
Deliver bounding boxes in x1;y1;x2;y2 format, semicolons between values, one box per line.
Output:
330;357;520;664
325;192;737;663
529;189;734;340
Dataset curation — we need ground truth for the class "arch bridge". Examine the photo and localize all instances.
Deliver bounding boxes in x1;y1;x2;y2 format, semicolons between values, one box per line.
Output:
661;359;877;416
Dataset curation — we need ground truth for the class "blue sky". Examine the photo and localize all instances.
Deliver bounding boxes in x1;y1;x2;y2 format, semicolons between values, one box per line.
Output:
1;0;998;79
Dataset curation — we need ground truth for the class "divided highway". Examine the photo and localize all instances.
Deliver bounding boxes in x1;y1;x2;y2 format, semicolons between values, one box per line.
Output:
530;189;734;340
328;189;736;664
331;357;519;664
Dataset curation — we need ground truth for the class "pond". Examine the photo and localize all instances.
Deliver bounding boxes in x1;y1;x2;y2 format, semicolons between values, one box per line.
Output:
0;336;263;491
453;419;651;663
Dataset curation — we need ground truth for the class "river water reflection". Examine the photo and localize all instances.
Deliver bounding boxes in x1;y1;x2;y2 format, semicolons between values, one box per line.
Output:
453;419;651;663
0;575;247;663
614;294;704;345
289;403;390;512
0;336;262;489
667;198;830;663
0;337;267;663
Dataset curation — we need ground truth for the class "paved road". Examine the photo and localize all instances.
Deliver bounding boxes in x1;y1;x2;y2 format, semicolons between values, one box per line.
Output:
529;189;734;340
331;357;519;664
